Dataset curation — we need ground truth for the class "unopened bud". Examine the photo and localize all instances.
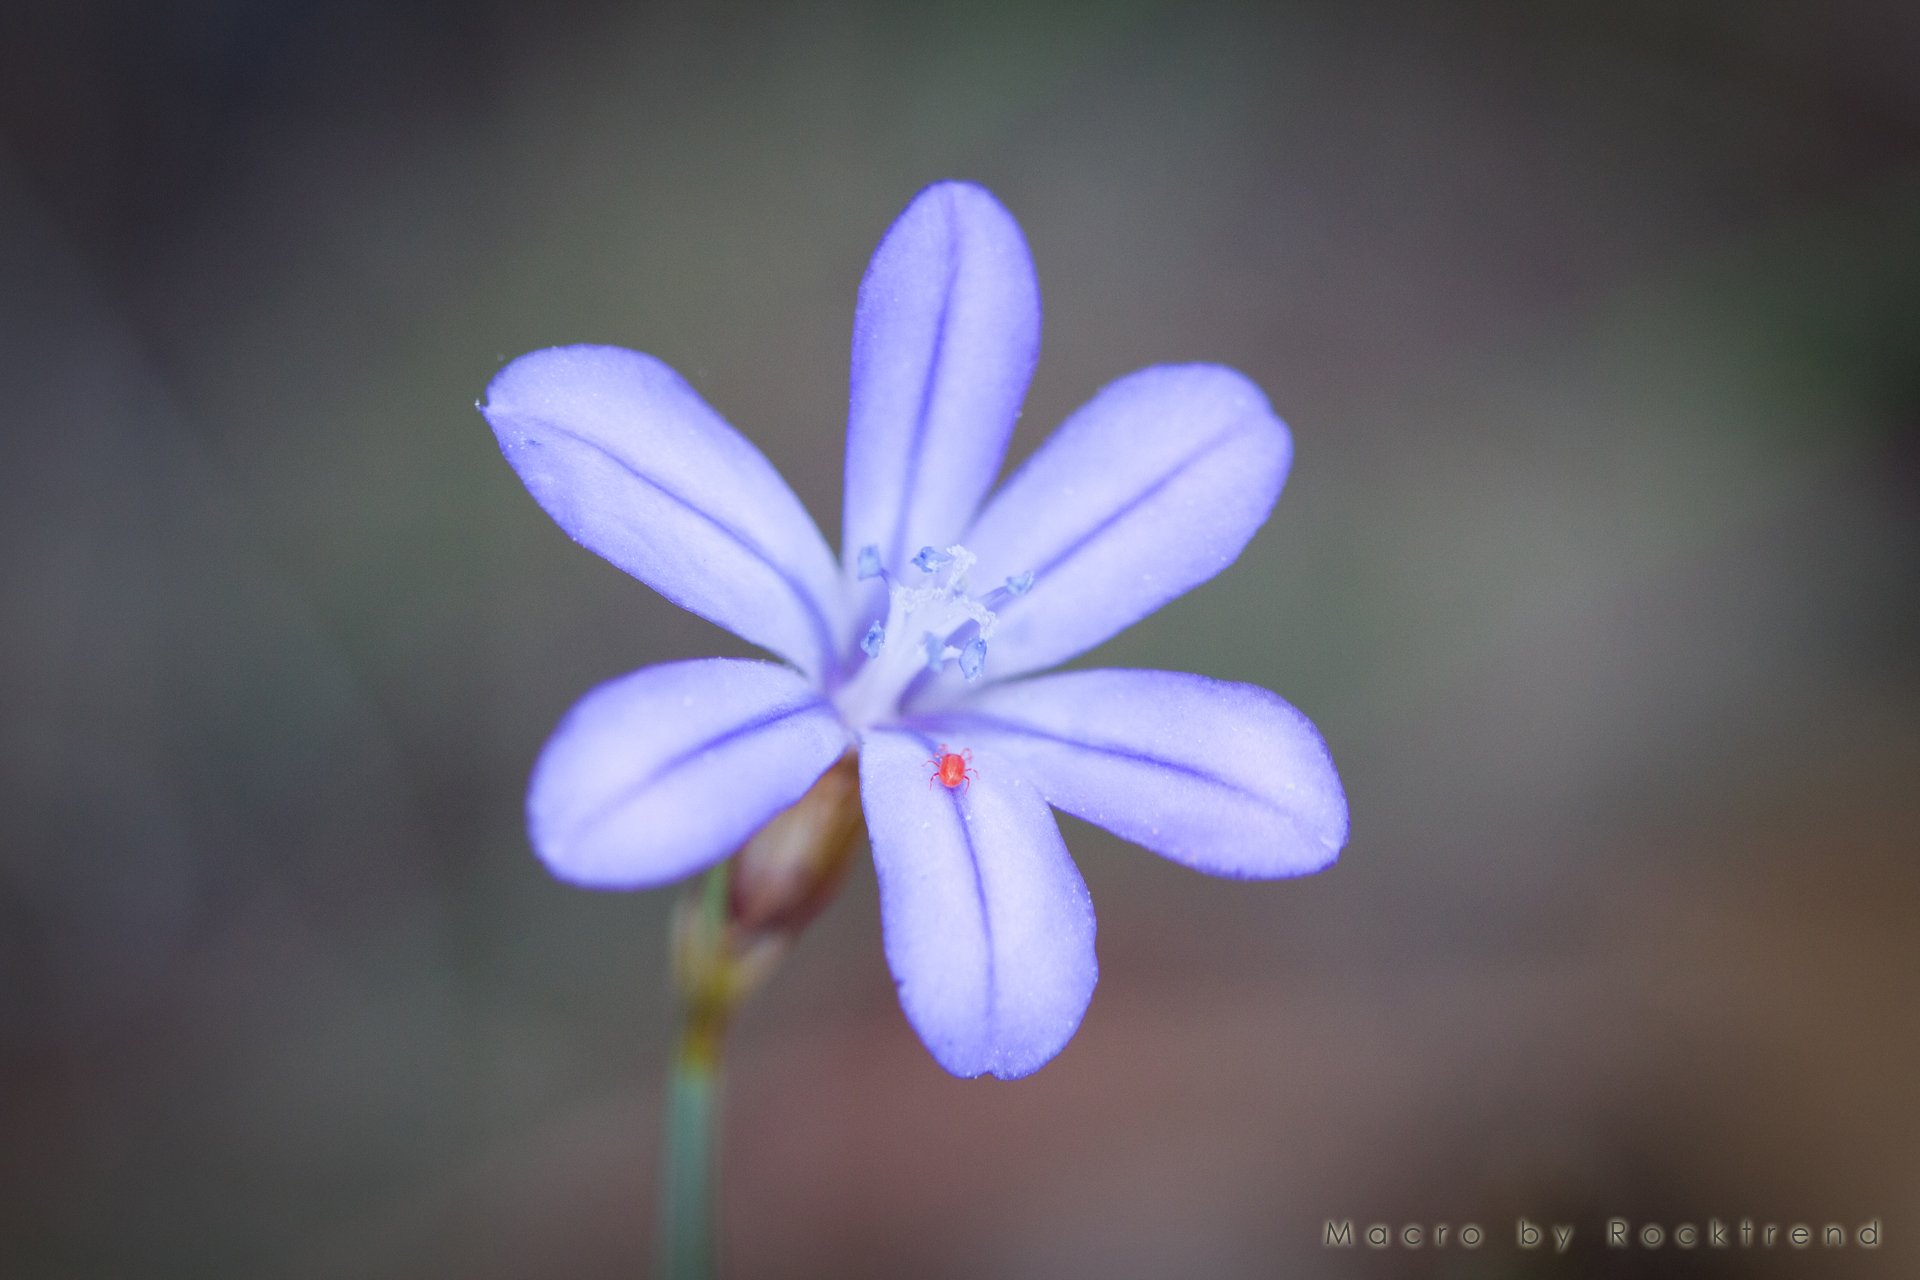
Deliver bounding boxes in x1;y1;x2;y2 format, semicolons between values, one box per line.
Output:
670;753;863;1026
729;752;862;934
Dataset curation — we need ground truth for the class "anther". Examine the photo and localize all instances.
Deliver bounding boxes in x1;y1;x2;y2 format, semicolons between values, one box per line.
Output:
860;621;886;657
959;636;987;682
912;546;953;573
856;545;884;580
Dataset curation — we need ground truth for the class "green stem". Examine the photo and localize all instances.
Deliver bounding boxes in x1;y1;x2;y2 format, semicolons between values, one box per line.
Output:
659;1035;719;1279
659;866;729;1280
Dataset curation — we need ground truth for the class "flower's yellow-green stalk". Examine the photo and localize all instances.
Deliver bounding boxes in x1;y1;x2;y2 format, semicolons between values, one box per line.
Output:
660;755;862;1279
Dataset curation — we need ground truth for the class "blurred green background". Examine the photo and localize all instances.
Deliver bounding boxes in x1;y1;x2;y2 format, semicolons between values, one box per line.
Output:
3;1;1916;1276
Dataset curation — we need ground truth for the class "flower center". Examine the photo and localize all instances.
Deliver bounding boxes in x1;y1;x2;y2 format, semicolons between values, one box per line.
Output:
830;543;1032;729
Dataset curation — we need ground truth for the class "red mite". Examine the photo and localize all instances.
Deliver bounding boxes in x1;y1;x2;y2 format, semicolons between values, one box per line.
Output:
926;744;977;794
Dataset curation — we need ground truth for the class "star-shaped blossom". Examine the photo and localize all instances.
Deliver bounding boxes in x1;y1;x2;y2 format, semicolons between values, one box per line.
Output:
481;182;1348;1079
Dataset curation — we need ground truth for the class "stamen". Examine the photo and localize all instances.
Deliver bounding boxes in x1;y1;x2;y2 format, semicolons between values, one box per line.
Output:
959;636;987;682
1005;570;1034;596
831;543;1011;727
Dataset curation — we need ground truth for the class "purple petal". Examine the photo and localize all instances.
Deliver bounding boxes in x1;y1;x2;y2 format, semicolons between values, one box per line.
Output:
858;729;1096;1079
529;658;849;889
915;669;1346;878
959;365;1291;682
483;345;846;678
842;182;1040;580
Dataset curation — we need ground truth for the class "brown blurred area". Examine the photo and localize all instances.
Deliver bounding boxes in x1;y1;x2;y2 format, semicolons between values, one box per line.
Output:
2;1;1917;1276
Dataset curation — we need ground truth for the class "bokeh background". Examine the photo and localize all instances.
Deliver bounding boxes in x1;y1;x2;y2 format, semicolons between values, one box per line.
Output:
4;1;1917;1276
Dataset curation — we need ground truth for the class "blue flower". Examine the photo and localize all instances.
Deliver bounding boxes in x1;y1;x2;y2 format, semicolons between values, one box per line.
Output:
481;182;1348;1079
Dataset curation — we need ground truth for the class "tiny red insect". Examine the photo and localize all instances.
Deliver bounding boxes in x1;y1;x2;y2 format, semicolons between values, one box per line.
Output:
925;744;977;794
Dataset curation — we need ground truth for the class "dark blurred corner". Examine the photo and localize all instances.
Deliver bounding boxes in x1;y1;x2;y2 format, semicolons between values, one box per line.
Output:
2;1;1917;1277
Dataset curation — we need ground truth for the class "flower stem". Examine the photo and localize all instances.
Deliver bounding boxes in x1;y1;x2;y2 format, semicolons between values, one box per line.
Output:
659;865;730;1280
653;758;864;1278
